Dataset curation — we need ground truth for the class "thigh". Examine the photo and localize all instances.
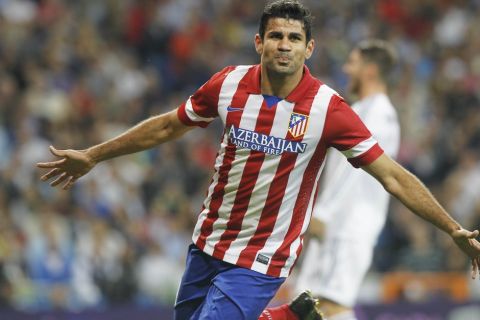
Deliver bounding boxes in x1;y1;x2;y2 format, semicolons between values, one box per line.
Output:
193;266;285;320
174;245;219;320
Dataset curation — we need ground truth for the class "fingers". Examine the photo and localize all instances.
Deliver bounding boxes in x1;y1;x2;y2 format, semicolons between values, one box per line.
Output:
62;176;77;190
477;257;480;279
40;168;61;181
50;172;68;187
49;145;65;157
37;158;67;168
463;229;478;239
472;258;480;280
36;146;68;168
40;170;81;189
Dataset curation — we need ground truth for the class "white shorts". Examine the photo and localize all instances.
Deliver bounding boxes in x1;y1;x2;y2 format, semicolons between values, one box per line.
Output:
295;238;374;307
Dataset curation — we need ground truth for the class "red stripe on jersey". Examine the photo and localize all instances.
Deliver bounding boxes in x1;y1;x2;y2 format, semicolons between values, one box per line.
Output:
195;66;256;250
212;99;276;259
195;139;236;250
267;94;331;277
237;80;321;270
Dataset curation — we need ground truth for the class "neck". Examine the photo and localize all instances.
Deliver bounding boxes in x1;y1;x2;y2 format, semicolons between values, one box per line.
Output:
359;80;387;100
260;65;304;98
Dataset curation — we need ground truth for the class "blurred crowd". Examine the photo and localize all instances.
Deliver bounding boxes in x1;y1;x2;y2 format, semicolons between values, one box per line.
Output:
0;0;479;312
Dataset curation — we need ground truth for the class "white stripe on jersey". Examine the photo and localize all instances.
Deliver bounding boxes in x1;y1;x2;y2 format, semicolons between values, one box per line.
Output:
217;66;252;118
340;136;377;159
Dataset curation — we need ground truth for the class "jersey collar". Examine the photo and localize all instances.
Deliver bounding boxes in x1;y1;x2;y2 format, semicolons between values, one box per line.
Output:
245;64;317;103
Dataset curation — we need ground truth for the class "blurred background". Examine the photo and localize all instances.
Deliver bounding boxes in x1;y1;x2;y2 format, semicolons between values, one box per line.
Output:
0;0;479;319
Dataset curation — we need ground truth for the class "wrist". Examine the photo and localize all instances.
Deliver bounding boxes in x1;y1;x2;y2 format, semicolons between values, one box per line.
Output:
85;147;101;165
448;224;463;237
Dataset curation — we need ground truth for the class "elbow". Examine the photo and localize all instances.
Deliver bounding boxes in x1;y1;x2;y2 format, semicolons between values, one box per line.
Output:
155;118;189;143
381;175;401;196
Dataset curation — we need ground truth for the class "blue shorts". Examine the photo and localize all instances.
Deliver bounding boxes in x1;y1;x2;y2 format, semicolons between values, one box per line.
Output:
174;244;285;320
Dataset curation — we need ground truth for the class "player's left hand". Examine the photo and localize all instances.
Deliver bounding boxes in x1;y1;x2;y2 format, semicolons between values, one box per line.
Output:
451;228;480;279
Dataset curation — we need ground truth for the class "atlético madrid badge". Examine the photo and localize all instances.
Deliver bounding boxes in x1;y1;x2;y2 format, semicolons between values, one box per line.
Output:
288;112;309;138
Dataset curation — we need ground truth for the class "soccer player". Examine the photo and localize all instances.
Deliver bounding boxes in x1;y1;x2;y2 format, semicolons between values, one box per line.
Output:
37;1;480;319
296;39;401;320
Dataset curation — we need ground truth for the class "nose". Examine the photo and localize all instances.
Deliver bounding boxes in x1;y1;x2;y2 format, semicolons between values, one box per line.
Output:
278;37;291;51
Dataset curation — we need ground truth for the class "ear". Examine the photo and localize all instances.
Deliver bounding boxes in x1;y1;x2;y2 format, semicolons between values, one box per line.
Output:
305;39;315;60
254;34;263;55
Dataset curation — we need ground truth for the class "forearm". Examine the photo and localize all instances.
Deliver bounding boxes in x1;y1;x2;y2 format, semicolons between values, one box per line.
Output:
87;110;189;163
383;163;461;235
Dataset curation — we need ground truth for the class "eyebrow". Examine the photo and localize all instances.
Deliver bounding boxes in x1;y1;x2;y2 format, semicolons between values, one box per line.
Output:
267;31;304;39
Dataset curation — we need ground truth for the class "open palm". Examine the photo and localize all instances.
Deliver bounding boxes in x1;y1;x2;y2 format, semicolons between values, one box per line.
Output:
37;146;95;189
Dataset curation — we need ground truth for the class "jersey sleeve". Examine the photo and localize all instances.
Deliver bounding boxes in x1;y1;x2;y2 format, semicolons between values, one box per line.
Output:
323;95;384;168
177;66;236;128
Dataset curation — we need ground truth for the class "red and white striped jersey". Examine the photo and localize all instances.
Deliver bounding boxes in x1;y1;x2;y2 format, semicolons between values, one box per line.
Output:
177;64;383;277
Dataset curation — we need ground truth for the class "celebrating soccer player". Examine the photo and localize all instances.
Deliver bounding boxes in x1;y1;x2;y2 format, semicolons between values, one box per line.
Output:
37;1;480;319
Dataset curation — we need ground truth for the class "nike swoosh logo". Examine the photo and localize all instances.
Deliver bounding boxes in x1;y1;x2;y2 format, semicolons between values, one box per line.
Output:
227;106;244;112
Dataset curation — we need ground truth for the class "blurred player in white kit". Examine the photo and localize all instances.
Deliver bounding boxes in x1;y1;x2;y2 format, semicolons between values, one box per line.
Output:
295;39;400;320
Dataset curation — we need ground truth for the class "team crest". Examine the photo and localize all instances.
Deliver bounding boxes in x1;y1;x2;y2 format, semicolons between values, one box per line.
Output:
288;112;309;138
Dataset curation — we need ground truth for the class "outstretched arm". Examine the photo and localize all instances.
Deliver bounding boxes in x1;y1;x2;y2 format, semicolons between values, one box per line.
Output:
363;154;480;278
37;108;193;189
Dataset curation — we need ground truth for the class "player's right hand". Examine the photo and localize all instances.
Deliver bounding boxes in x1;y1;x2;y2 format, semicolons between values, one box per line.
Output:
36;146;95;190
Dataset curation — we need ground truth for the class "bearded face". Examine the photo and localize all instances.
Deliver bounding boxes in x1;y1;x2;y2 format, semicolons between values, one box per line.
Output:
255;18;314;77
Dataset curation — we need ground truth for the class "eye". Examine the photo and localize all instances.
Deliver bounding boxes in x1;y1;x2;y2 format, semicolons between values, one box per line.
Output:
289;34;303;42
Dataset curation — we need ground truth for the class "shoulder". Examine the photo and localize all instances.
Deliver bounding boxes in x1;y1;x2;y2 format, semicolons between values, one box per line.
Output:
208;65;256;86
319;82;341;98
311;82;346;108
217;65;255;77
199;65;251;92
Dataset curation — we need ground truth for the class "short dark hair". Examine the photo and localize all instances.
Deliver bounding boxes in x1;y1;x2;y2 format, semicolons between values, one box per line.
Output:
259;0;313;42
356;39;397;82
